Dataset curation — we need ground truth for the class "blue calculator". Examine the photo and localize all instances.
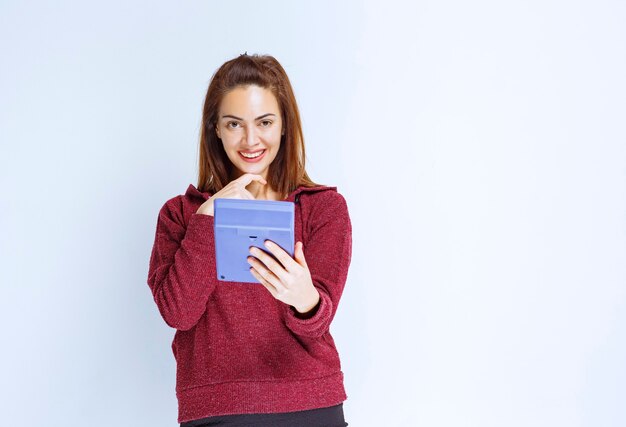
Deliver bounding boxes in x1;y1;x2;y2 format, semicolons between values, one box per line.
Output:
213;198;295;283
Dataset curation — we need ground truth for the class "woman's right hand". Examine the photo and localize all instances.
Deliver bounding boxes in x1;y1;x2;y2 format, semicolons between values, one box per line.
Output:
196;174;267;216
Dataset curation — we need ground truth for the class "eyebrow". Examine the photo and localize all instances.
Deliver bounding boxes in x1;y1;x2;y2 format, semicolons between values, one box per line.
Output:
221;113;276;121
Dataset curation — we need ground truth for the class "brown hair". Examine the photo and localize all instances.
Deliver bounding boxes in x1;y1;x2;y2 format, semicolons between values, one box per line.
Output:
197;52;320;196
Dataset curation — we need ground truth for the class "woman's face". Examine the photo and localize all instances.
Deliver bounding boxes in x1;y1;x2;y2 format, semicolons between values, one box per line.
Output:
215;84;283;180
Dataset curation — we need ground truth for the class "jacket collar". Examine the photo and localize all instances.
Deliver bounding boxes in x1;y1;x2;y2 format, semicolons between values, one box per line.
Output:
185;183;336;202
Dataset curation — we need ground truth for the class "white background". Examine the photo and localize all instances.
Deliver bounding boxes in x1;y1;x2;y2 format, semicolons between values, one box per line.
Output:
1;1;625;426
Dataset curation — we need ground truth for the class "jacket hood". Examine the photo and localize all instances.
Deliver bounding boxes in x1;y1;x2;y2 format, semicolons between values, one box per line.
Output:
184;183;337;203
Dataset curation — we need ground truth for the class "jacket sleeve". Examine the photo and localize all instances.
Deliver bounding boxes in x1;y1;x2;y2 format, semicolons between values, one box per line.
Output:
283;192;352;338
147;197;218;331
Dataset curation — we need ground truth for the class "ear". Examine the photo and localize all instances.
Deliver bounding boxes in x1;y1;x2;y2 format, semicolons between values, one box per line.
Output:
215;125;220;139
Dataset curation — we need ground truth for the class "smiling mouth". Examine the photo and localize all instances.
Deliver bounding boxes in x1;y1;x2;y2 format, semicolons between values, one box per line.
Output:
239;149;266;159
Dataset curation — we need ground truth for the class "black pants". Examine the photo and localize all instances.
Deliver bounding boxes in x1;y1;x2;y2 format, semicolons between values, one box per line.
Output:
180;403;348;427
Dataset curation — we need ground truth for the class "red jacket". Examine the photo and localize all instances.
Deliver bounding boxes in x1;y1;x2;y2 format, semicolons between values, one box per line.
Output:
147;183;352;423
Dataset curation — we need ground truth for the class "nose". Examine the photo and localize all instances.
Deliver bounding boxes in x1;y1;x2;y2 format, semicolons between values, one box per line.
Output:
243;126;259;148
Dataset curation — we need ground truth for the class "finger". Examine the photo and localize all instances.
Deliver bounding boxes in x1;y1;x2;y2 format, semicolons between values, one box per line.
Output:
240;175;267;199
223;182;255;200
227;183;254;200
250;267;278;297
262;240;299;273
217;184;254;200
237;173;267;187
249;246;291;284
294;241;308;268
247;255;288;293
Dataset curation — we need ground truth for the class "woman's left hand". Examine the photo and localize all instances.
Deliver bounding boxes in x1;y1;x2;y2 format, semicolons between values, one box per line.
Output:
248;240;320;314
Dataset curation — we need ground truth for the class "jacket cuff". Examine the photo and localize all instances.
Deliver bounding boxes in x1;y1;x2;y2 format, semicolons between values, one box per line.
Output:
284;287;333;338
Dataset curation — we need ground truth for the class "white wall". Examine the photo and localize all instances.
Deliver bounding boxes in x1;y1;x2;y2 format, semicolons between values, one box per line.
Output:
1;1;625;426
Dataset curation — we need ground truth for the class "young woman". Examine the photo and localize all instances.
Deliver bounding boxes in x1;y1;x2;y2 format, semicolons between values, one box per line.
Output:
147;53;352;426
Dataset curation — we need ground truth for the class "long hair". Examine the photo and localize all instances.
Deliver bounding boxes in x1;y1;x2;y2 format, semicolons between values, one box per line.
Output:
197;53;320;195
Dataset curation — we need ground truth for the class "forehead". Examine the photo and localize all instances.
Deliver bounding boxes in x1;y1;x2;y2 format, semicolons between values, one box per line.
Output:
219;85;280;116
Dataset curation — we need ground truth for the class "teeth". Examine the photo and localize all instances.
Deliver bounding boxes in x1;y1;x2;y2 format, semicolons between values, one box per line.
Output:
240;150;264;158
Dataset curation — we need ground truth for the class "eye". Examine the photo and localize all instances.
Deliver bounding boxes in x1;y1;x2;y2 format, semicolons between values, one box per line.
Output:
260;120;272;127
226;121;240;129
